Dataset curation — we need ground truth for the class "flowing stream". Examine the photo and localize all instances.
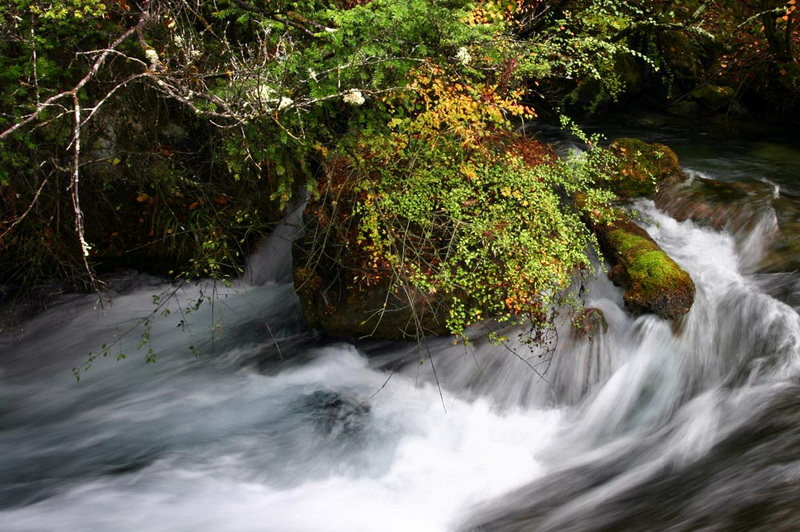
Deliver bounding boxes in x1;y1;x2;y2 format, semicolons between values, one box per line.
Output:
2;114;800;531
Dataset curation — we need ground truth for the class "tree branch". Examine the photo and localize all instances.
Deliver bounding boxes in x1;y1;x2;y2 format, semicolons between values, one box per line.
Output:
69;92;101;293
0;24;139;141
0;175;49;243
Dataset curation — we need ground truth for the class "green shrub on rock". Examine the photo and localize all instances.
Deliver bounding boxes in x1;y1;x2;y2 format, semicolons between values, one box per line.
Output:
600;138;686;199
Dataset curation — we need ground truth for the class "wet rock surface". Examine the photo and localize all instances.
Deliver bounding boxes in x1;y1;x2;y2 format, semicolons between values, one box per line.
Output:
588;138;696;320
593;211;696;320
601;138;687;199
655;173;800;273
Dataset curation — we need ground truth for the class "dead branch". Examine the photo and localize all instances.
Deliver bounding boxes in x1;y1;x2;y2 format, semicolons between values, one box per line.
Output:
0;24;140;141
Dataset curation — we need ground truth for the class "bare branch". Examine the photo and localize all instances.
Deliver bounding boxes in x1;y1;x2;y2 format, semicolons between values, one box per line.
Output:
0;25;139;141
69;92;101;293
0;175;49;243
81;72;151;126
500;340;550;383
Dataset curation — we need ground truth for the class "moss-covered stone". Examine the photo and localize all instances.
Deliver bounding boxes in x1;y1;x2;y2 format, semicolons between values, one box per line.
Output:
292;157;451;341
689;84;735;110
601;138;687;199
593;211;695;320
292;247;451;341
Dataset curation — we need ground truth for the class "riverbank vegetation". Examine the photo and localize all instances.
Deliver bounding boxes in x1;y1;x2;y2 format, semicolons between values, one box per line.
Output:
1;0;798;337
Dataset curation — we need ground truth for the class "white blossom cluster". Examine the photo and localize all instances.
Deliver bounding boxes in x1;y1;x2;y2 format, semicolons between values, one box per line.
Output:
145;48;161;66
455;46;472;66
342;89;365;106
256;84;276;102
252;85;293;111
276;96;294;111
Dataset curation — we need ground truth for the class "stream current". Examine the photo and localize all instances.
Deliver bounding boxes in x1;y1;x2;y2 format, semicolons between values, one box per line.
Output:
2;114;800;531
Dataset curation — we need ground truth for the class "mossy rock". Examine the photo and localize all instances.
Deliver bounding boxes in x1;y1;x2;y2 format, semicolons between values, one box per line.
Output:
292;164;451;341
689;84;735;110
593;212;695;320
602;138;687;199
293;260;450;341
659;30;705;80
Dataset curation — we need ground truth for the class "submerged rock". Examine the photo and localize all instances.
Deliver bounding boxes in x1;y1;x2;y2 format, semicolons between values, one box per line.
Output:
573;307;608;340
302;390;371;437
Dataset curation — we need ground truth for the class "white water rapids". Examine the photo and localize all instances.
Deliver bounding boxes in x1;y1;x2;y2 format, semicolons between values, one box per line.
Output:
3;130;800;530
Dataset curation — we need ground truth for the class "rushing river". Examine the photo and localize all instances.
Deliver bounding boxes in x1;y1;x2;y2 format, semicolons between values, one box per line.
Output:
2;113;800;531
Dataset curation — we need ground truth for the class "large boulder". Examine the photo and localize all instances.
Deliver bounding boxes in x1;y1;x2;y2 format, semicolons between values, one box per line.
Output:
292;135;570;341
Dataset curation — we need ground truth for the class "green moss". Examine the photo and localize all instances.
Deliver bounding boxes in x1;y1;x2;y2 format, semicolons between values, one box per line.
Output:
689;84;735;110
601;138;685;199
608;227;692;301
630;250;692;294
608;227;658;255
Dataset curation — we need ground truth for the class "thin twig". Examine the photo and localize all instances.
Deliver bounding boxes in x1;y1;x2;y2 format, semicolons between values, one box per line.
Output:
0;24;139;140
500;340;550;383
0;175;49;242
425;343;447;413
358;363;401;409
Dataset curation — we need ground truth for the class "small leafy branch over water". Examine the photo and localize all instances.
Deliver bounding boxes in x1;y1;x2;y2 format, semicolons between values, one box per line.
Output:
71;279;228;380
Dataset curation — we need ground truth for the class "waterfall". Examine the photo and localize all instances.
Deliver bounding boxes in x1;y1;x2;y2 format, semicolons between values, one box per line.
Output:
242;198;306;286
